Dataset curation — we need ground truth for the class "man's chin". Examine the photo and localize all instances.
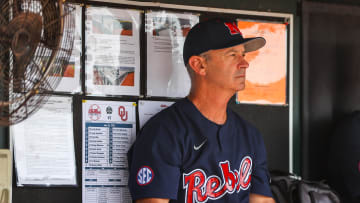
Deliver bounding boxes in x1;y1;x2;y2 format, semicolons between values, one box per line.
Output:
236;84;246;91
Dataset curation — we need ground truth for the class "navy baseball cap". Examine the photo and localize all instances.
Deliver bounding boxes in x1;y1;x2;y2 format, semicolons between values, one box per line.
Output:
183;18;266;65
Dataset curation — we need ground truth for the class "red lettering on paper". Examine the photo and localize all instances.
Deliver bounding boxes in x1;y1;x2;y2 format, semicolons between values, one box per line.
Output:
118;106;128;121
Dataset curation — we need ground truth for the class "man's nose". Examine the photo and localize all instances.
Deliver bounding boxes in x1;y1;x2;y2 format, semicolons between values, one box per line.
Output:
238;57;249;69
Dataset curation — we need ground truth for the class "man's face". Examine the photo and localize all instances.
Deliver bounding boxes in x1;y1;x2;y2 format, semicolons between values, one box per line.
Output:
201;44;249;92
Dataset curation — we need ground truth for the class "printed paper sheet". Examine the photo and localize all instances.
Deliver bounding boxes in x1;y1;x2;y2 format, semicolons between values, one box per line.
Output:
138;100;174;129
82;100;136;203
11;96;76;186
146;11;198;98
85;7;141;96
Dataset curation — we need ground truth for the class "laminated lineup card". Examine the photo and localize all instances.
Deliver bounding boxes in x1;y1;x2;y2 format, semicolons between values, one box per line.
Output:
82;100;136;203
85;7;141;96
146;11;199;98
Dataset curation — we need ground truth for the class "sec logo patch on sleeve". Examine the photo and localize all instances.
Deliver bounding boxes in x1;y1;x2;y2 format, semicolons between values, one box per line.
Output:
137;166;154;186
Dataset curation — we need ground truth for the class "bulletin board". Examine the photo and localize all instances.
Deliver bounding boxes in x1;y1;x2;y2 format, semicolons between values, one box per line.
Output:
9;0;293;202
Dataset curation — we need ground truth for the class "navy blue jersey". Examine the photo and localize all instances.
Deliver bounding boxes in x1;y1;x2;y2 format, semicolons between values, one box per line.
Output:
128;98;272;202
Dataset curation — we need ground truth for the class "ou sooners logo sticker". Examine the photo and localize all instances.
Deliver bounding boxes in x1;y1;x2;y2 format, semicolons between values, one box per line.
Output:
118;106;128;121
137;166;154;185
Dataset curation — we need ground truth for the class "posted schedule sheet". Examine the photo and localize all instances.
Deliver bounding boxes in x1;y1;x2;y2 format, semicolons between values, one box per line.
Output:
11;96;76;186
82;100;136;203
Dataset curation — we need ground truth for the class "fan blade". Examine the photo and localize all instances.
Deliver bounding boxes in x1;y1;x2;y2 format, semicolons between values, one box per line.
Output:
0;36;11;45
40;39;56;50
41;42;72;54
0;47;10;59
41;0;51;11
0;27;11;46
6;12;42;86
11;0;21;17
0;12;7;25
41;0;61;48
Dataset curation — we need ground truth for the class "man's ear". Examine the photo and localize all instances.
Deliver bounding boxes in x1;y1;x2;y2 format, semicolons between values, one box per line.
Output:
188;55;206;76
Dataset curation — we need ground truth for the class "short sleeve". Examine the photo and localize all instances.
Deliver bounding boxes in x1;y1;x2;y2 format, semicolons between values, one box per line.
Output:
127;120;182;200
249;128;273;197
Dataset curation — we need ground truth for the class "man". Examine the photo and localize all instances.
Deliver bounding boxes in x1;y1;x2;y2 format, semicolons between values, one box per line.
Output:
128;18;275;203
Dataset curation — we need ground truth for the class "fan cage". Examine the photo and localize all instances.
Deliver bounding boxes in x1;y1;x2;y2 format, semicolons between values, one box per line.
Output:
0;0;75;125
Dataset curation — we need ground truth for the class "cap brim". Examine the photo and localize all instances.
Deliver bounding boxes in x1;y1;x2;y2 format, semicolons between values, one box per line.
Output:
243;37;266;53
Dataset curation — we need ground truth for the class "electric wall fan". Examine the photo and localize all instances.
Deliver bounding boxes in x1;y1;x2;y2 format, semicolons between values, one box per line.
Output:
0;0;75;125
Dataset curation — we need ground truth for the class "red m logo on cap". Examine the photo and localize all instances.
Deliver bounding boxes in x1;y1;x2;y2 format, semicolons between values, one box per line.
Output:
224;22;242;35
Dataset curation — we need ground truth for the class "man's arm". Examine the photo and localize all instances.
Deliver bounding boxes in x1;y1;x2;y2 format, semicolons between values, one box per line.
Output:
136;198;170;203
249;193;276;203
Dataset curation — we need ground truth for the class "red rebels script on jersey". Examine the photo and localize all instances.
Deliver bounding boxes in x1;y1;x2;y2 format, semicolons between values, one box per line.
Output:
183;156;252;203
